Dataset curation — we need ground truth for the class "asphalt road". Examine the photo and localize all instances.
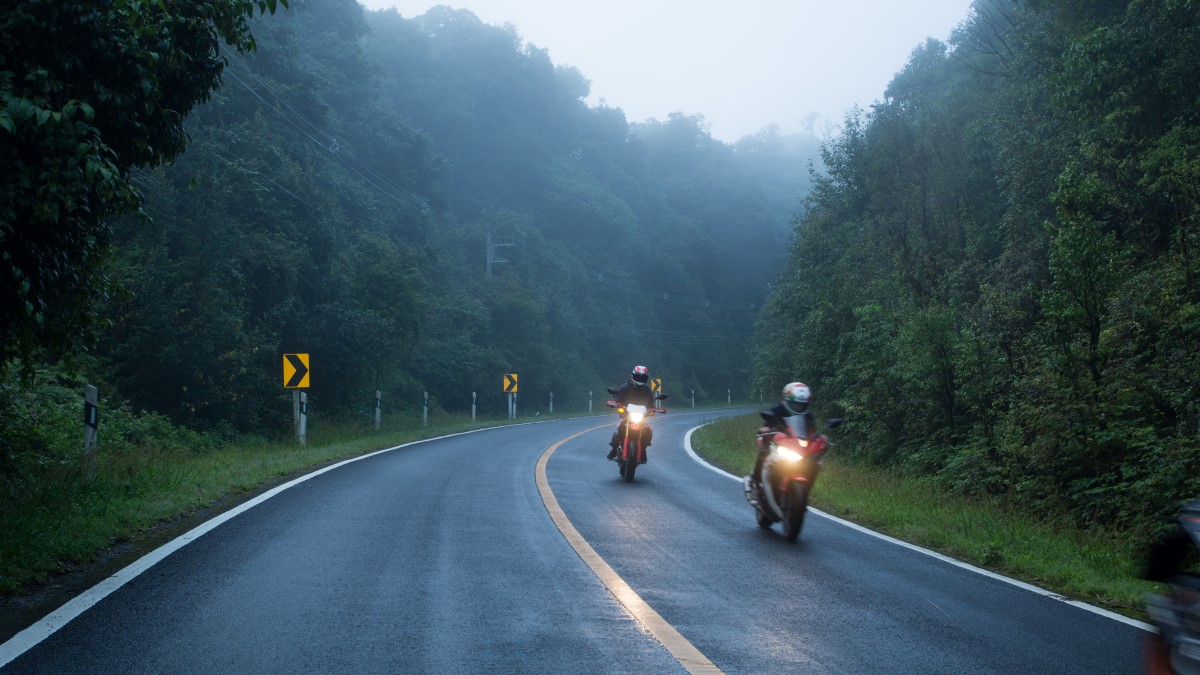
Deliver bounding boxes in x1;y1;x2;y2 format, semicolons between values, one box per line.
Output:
1;409;1147;673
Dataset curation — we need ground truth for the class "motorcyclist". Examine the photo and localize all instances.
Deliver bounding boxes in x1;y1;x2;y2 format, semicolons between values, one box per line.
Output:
1143;499;1200;674
606;365;656;462
744;381;815;507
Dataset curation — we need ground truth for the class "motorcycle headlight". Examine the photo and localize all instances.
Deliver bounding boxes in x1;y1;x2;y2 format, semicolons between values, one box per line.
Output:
628;411;645;425
776;445;804;462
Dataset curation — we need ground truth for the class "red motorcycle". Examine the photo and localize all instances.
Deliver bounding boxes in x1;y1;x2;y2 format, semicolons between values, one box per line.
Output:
605;387;667;483
746;412;842;541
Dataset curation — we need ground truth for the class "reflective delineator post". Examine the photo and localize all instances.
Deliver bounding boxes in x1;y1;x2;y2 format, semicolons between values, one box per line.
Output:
375;390;382;431
298;392;308;446
549;392;554;415
423;391;429;427
589;390;593;413
472;391;477;421
83;385;99;476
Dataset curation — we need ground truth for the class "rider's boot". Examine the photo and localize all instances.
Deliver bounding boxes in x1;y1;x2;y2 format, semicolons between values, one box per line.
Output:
606;444;618;461
743;475;762;506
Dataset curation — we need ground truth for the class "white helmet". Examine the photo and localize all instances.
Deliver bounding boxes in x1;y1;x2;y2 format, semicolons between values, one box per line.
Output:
781;382;811;414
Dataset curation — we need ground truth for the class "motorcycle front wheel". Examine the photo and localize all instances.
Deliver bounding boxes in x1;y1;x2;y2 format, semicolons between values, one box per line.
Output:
782;482;809;542
623;451;638;482
756;510;773;529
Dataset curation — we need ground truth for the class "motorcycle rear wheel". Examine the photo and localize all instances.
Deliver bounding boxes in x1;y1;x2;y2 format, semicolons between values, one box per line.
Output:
782;482;809;542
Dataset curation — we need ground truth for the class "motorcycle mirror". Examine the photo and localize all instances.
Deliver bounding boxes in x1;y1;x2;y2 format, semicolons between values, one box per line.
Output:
655;393;669;401
606;386;619;395
826;418;845;430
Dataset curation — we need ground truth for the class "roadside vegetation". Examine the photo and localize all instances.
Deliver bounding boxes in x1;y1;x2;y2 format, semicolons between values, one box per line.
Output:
0;365;603;596
692;414;1160;619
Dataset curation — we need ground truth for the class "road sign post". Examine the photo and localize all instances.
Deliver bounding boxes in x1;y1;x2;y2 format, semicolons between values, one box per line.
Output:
284;353;310;444
503;373;518;419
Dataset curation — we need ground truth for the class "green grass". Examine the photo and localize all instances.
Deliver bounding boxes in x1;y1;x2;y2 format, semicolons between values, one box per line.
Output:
690;413;1160;619
0;409;591;596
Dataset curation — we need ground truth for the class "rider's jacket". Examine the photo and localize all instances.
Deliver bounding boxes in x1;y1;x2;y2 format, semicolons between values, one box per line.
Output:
613;380;654;408
760;403;815;441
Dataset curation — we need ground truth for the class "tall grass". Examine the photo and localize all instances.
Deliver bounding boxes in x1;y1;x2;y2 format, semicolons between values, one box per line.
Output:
690;414;1160;618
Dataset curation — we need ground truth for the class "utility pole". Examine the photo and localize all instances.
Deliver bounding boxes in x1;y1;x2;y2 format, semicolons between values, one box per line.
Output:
486;229;513;277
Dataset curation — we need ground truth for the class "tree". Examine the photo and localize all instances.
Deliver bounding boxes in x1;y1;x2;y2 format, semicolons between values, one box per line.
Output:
0;0;286;369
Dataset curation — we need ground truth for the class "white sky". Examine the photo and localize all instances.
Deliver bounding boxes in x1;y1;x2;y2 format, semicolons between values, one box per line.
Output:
356;0;975;143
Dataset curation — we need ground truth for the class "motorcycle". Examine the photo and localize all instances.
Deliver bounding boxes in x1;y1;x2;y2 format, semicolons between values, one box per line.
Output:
1144;502;1200;674
605;387;667;483
745;412;842;541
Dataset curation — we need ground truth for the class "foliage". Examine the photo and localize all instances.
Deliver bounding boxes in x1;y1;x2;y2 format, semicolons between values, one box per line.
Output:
3;0;816;445
753;0;1200;537
0;0;286;369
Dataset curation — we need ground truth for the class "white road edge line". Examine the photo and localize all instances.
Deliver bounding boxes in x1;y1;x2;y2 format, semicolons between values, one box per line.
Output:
0;417;569;669
682;423;1154;633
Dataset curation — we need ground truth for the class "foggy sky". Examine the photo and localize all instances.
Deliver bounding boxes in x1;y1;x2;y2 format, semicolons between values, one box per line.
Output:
356;0;975;143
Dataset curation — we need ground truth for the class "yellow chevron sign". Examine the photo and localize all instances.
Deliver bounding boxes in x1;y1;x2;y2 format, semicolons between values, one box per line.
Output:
503;373;518;393
283;354;310;388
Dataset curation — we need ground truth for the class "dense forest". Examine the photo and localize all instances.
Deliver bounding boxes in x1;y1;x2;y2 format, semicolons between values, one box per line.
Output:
1;0;815;447
754;0;1200;534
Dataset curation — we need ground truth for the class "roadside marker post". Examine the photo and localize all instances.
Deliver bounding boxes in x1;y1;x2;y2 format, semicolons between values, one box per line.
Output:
83;385;99;475
298;392;308;446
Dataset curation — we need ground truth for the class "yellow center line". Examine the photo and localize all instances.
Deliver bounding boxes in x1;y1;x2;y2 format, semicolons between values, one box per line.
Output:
536;426;723;675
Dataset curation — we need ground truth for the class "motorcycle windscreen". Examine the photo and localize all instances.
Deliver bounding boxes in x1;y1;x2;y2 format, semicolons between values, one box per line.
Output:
784;412;815;441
